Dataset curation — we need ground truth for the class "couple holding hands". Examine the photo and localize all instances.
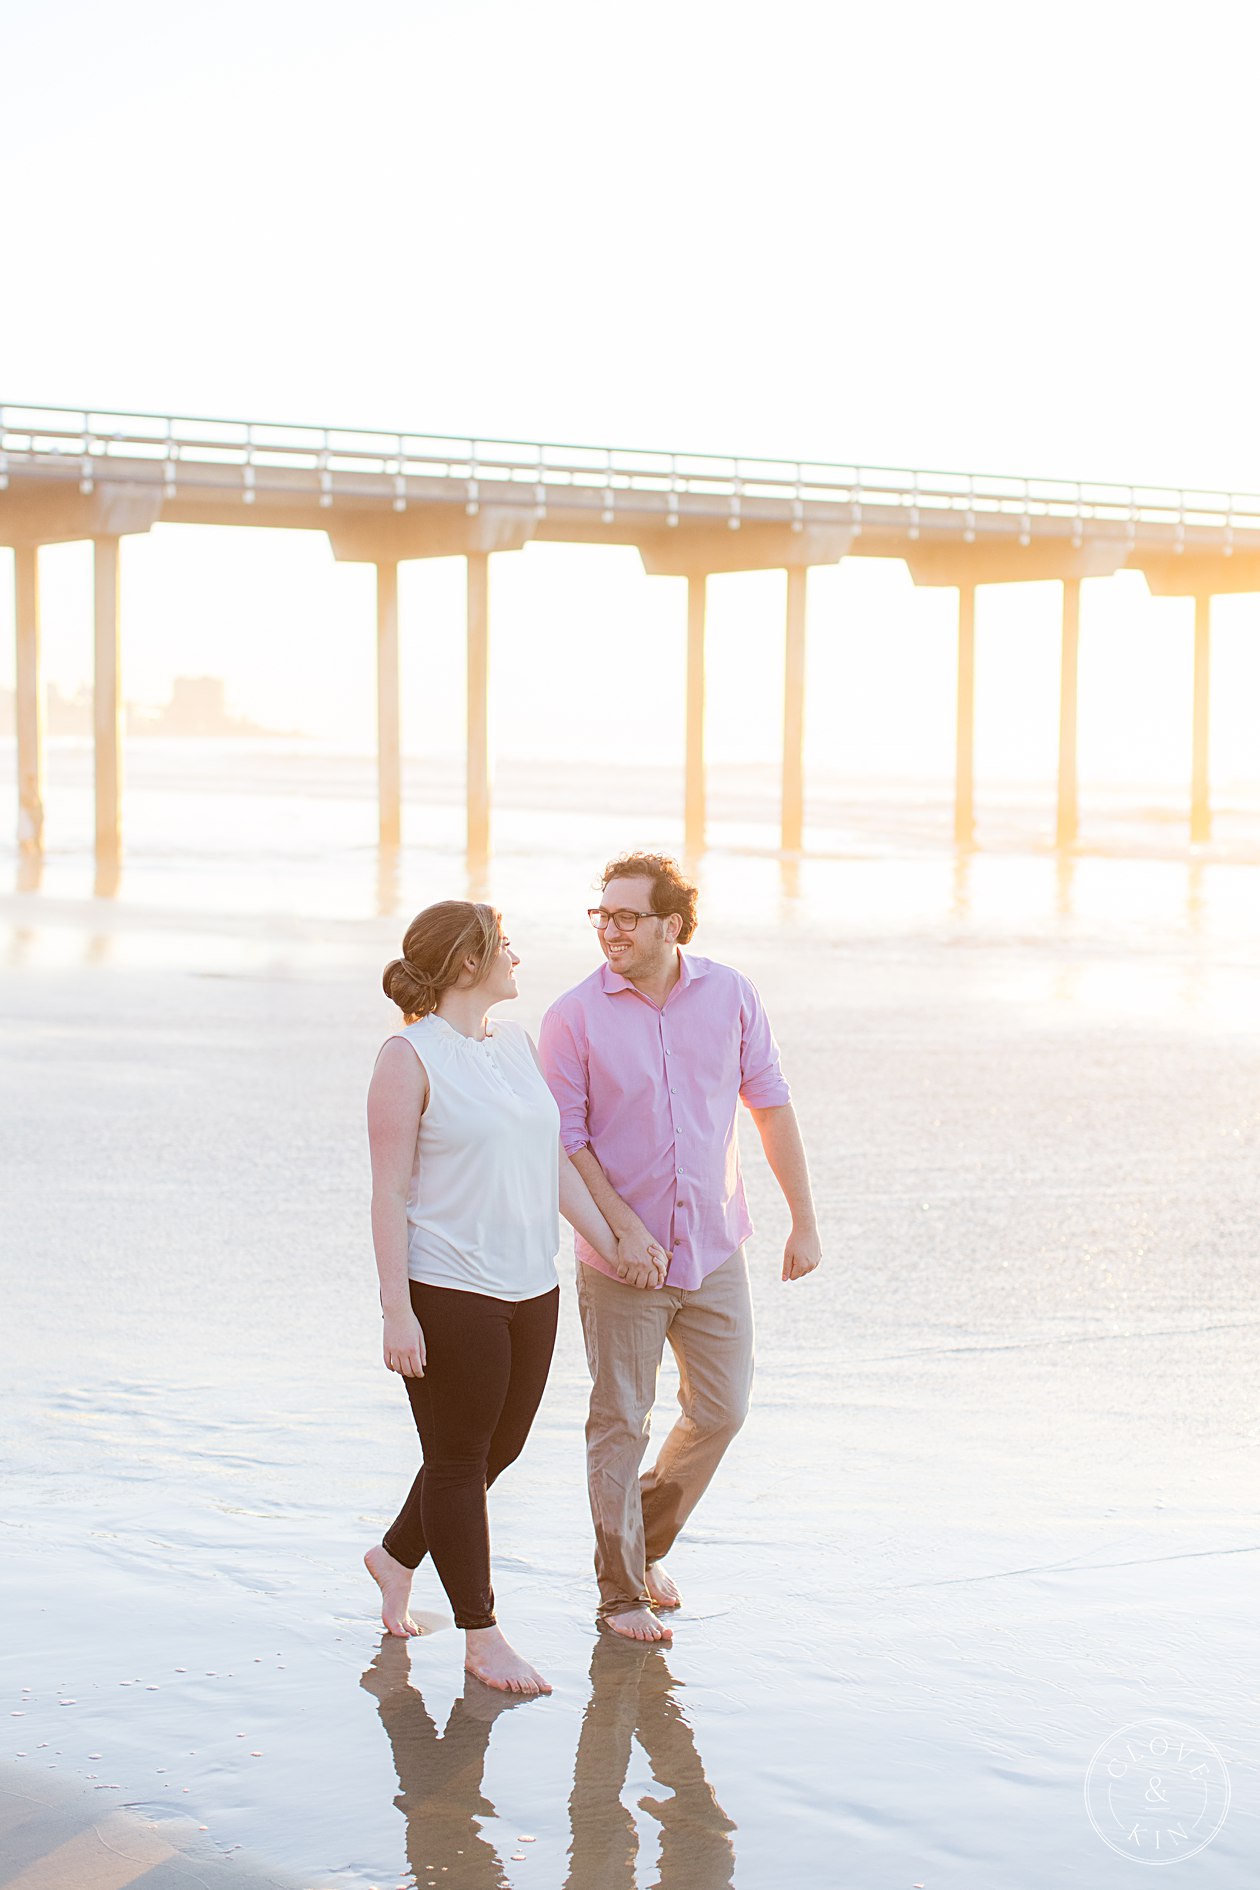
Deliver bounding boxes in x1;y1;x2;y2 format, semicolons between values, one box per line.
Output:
365;852;821;1696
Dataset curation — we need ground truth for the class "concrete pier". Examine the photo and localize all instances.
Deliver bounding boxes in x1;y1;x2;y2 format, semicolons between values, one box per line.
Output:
93;536;122;866
5;402;1260;867
685;574;707;854
954;582;976;848
1057;577;1081;848
375;561;401;849
782;566;807;853
14;544;44;854
466;552;491;862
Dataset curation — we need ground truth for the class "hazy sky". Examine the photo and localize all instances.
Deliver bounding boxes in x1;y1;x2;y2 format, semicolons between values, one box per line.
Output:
7;0;1260;485
4;0;1260;785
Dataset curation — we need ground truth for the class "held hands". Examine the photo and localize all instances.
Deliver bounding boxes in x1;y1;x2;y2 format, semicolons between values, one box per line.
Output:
615;1226;670;1291
782;1222;822;1283
383;1307;427;1377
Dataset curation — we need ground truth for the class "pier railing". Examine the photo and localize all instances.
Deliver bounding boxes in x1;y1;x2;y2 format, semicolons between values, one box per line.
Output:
2;401;1257;547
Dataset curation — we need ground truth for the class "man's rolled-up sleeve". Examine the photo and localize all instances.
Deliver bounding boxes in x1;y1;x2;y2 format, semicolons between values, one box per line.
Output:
737;977;792;1108
539;1002;592;1154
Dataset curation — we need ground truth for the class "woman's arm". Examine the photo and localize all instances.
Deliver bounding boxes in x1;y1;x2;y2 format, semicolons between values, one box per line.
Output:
559;1149;670;1282
559;1150;621;1267
366;1038;429;1376
528;1022;662;1280
567;1146;668;1289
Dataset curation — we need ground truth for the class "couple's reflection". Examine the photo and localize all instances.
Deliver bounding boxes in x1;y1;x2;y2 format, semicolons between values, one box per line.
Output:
362;1632;735;1890
361;1636;511;1888
565;1635;735;1890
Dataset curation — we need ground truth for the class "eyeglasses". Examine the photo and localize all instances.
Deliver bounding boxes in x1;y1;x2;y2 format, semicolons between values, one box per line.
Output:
587;907;660;932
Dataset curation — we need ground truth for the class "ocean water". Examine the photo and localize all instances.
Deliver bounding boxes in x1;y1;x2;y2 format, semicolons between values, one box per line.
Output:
2;739;1258;1887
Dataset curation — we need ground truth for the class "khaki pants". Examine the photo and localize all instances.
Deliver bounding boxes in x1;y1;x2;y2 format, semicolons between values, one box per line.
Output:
576;1247;754;1619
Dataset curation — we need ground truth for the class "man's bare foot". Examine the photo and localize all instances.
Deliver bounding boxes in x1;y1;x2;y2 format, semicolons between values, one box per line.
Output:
604;1605;673;1643
645;1562;682;1610
464;1626;552;1696
364;1544;419;1638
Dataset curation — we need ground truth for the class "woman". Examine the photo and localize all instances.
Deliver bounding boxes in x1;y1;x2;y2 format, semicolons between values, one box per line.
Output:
365;899;654;1697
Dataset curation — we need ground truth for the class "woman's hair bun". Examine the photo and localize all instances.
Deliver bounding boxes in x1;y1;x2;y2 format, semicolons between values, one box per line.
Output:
382;901;503;1019
382;956;438;1015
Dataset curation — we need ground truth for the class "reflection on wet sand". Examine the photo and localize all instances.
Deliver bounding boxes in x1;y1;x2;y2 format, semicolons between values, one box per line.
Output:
1186;855;1206;935
5;925;37;968
950;846;972;922
465;852;493;905
361;1636;526;1889
362;1633;734;1890
93;855;122;900
566;1636;735;1890
377;842;401;919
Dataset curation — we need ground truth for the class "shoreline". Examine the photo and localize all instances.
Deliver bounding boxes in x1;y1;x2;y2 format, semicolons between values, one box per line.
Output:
3;873;1258;1885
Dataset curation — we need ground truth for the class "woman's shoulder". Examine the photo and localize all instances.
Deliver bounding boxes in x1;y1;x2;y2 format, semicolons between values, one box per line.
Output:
490;1017;534;1050
369;1031;430;1103
377;1019;440;1075
385;1016;438;1053
395;1014;438;1038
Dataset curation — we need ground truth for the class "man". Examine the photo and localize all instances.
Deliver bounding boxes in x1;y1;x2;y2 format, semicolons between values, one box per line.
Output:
539;852;821;1642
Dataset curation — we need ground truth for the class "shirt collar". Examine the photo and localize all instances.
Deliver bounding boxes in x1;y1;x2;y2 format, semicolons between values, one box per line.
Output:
598;950;708;996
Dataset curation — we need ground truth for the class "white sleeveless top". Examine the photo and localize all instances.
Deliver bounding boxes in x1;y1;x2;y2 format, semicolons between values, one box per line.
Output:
392;1014;561;1301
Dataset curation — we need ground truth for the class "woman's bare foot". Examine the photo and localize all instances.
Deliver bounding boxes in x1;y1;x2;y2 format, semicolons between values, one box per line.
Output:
464;1626;552;1696
364;1544;419;1638
604;1605;673;1643
645;1561;682;1610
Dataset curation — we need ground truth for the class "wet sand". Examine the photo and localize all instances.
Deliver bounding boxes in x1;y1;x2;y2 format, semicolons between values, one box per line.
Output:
0;1768;317;1889
3;847;1260;1887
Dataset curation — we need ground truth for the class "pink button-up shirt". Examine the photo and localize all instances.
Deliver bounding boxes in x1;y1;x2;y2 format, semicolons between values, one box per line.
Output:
539;952;791;1290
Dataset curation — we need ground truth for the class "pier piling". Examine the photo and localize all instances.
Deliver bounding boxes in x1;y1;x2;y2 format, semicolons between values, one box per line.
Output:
1057;577;1081;848
953;581;976;848
781;566;808;854
14;544;44;855
466;552;491;863
685;574;707;854
1191;593;1212;844
375;560;401;850
93;535;122;869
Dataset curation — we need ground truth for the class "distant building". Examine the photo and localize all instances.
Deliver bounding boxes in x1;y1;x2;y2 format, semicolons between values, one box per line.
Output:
142;675;263;737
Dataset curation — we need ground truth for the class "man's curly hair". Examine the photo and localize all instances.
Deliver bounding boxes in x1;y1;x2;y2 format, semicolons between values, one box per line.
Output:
602;852;699;944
